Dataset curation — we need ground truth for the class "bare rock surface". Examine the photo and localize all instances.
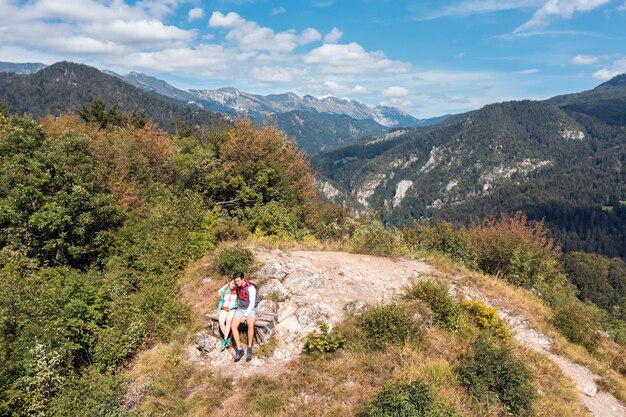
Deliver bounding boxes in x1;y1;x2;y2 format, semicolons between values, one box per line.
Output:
187;248;431;378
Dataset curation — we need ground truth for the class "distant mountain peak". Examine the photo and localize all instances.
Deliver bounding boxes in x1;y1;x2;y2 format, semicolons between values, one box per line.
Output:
0;61;48;74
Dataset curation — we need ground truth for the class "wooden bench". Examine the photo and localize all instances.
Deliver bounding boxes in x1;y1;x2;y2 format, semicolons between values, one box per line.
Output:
206;311;277;344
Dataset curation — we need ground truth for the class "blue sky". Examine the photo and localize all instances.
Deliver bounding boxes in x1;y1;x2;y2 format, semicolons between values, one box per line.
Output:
0;0;625;117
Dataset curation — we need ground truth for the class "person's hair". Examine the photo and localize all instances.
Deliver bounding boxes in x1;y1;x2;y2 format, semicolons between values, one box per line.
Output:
233;272;244;279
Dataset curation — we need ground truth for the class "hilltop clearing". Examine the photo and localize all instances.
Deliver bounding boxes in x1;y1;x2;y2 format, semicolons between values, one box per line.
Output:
126;247;626;416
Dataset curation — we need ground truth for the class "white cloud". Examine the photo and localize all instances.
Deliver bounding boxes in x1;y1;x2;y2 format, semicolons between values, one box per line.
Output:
516;0;612;32
416;0;543;20
252;66;306;83
83;19;194;46
382;86;409;97
381;97;412;110
323;27;343;44
208;11;246;28
321;81;368;96
304;42;411;74
188;7;204;21
271;6;286;15
592;58;626;80
571;54;598;65
300;28;322;44
119;44;248;75
209;11;315;53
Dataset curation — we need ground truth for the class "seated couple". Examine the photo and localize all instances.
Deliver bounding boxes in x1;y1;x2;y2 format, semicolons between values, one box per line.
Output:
216;272;259;362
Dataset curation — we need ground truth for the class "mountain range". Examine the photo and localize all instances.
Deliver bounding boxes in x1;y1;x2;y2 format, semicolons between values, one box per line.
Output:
313;75;626;260
0;62;225;132
0;61;446;154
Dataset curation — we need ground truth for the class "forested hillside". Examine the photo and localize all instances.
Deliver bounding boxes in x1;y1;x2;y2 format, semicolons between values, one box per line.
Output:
0;103;343;414
0;62;224;132
313;74;626;260
2;99;626;416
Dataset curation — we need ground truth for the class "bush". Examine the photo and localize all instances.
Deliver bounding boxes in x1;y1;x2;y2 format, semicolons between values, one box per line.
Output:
359;304;415;350
469;212;561;289
462;300;510;342
302;321;345;354
48;368;130;417
404;280;461;331
456;334;535;416
363;379;459;417
244;201;307;237
402;221;477;268
217;244;254;276
553;300;603;352
350;220;399;256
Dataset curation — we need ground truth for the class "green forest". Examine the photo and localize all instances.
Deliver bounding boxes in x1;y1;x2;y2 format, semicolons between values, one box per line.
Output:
0;102;346;415
1;99;626;416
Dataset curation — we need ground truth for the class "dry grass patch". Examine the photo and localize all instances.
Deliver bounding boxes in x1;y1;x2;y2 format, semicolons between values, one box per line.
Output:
520;347;590;417
127;342;232;416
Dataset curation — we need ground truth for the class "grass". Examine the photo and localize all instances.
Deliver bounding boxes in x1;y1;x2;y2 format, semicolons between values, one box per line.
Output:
123;237;624;416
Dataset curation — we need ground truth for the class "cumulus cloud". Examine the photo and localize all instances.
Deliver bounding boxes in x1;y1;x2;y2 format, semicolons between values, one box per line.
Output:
188;7;204;21
304;42;411;74
592;58;626;80
571;54;598;65
382;86;409;97
323;27;343;44
83;19;194;46
516;0;611;32
209;11;318;53
300;28;322;44
119;44;248;75
208;11;246;28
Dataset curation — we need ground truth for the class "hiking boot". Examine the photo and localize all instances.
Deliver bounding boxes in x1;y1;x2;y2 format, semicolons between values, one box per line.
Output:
221;339;227;350
246;347;253;362
225;337;232;348
233;348;244;362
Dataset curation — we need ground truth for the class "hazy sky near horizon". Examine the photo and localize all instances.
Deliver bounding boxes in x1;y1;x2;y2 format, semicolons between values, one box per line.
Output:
1;0;625;117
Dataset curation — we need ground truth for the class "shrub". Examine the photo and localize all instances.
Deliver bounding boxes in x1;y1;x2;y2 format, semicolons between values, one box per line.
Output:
462;300;510;342
359;304;415;350
243;201;307;237
217;244;254;276
404;280;461;331
363;378;459;417
302;321;345;354
350;220;399;256
553;300;603;352
402;221;477;268
469;212;561;289
48;368;130;417
456;334;535;416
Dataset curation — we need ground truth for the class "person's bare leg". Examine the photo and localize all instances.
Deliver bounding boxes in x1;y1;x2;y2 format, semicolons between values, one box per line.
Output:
246;316;255;347
218;310;228;337
224;310;235;339
231;317;243;349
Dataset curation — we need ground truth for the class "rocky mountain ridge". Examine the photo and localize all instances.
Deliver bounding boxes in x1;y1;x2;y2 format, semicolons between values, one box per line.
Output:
312;74;626;258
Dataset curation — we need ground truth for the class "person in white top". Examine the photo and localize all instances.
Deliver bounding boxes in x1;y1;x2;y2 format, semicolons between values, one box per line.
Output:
217;278;238;350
